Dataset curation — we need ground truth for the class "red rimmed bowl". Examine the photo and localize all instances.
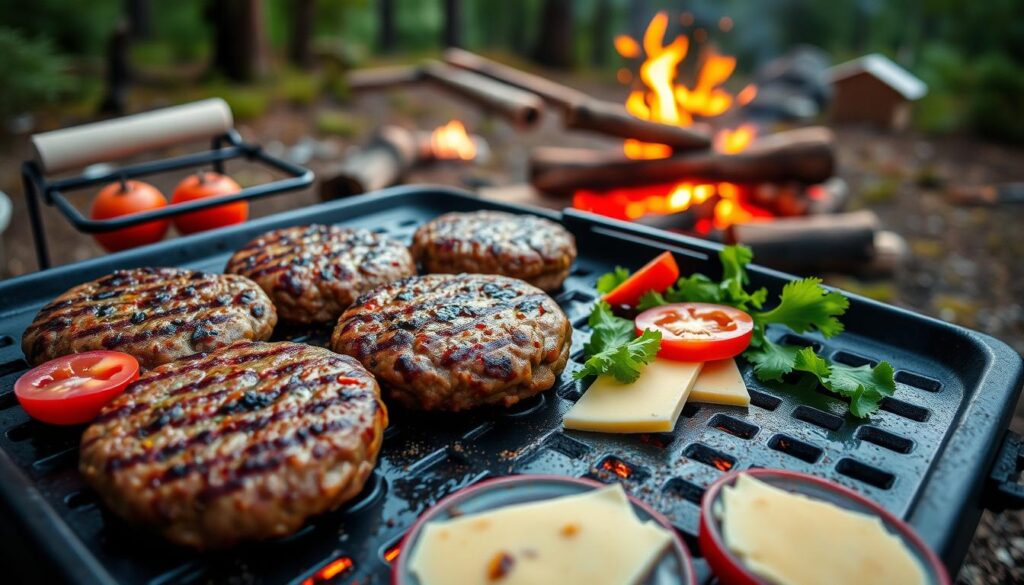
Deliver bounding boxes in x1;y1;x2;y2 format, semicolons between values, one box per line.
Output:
393;474;696;585
699;469;951;585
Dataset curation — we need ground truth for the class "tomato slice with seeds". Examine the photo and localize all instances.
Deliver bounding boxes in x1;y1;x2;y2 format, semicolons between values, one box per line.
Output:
14;351;140;425
602;251;680;307
635;302;753;362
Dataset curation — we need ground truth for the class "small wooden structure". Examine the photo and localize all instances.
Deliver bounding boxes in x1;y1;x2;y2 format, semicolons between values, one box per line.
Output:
827;54;927;130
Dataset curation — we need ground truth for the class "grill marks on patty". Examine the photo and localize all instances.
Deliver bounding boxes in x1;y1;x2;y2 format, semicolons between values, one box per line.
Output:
411;211;577;291
226;224;416;324
78;341;388;548
21;268;276;369
331;274;572;411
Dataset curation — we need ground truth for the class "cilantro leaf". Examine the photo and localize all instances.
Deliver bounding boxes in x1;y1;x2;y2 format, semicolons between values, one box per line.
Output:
574;329;662;383
584;301;635;356
637;290;668;311
596;266;630;294
792;346;831;378
756;278;849;338
745;339;799;381
827;361;896;417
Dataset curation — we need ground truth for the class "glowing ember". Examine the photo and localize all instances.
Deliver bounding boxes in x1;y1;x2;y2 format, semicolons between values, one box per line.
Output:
601;458;633;479
429;119;477;161
383;543;402;564
302;556;354;584
584;11;771;231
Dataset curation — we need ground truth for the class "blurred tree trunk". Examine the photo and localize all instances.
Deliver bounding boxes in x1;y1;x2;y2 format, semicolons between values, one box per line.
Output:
590;0;611;67
377;0;395;52
509;2;528;54
289;0;316;69
125;0;151;40
210;0;269;82
443;0;462;48
533;0;574;69
100;21;131;115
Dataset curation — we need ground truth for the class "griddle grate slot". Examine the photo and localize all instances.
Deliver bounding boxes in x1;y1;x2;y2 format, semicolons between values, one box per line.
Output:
748;389;782;411
683;443;736;472
856;426;914;454
896;370;943;393
880;397;930;422
768;434;823;463
791;405;844;431
0;358;27;378
832;351;878;368
708;414;759;440
836;458;895;489
663;477;705;505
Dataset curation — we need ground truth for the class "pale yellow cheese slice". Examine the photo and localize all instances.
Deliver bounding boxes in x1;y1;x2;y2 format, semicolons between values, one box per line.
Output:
408;484;674;585
690;359;750;406
563;358;703;433
720;474;927;585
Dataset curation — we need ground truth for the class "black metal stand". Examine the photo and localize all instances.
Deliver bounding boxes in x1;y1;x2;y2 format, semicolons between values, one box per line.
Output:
21;130;314;270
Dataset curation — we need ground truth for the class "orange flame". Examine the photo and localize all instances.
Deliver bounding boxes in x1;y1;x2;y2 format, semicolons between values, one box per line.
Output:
429;120;477;161
301;556;354;585
601;458;633;479
580;11;769;231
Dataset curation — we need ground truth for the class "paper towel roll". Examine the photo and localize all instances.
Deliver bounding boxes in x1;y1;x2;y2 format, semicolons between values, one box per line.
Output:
31;98;234;174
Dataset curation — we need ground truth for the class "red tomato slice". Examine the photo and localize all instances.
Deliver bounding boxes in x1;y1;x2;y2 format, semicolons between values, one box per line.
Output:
602;251;680;307
635;302;753;362
14;351;140;425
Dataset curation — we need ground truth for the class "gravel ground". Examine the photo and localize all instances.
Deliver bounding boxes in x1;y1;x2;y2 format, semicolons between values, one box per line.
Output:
0;82;1021;582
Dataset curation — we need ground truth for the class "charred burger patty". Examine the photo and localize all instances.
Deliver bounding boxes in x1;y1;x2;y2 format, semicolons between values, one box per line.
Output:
22;267;276;369
226;225;416;324
331;273;571;411
79;341;387;548
411;211;577;291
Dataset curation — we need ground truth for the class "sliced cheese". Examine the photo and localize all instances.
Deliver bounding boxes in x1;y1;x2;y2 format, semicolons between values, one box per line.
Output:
690;358;750;406
408;484;673;585
720;474;927;585
563;358;702;433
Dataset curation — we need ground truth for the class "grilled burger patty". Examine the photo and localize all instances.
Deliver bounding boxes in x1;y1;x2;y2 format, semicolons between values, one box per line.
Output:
331;274;571;411
21;268;276;369
79;341;388;548
226;225;416;324
410;211;577;291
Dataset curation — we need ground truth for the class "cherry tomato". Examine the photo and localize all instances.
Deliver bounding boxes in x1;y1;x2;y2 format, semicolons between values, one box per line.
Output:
171;171;246;234
90;179;169;252
14;351;140;425
635;302;753;362
602;251;680;307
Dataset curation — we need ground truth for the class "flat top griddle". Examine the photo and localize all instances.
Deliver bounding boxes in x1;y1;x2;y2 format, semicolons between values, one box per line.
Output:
0;187;1020;585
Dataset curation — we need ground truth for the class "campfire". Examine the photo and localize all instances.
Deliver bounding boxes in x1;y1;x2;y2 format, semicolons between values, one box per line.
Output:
572;11;802;232
337;12;907;275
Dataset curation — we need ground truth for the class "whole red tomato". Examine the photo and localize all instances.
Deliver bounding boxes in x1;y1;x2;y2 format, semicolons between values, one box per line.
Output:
171;171;246;234
89;179;169;252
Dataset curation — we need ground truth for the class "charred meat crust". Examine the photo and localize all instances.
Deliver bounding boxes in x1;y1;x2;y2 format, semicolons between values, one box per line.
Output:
78;341;388;549
226;225;416;324
21;267;276;369
411;211;577;292
331;273;572;412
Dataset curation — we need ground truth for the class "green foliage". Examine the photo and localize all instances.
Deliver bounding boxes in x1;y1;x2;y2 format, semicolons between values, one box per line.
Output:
969;53;1024;144
0;27;71;119
315;110;362;137
0;0;119;55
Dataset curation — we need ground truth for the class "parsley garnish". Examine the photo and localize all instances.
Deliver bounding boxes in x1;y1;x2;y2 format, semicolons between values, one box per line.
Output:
572;301;661;383
588;245;897;418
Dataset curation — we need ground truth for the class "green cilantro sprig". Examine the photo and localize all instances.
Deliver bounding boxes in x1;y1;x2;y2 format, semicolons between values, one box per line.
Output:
584;245;897;418
572;301;661;383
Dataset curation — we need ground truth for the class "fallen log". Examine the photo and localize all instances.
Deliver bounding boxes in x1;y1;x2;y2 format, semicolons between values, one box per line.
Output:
422;61;543;128
565;99;712;151
320;125;419;199
730;210;878;272
346;65;424;92
530;127;835;194
442;47;588;113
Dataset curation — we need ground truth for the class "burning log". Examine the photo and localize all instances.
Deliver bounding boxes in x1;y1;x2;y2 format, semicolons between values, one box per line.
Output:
442;47;589;113
530;127;835;194
346;65;424;92
730;210;879;273
320;125;419;199
421;61;543;128
565;99;712;151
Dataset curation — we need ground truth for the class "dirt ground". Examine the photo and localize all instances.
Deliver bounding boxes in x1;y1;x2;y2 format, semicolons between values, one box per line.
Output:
0;81;1022;583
